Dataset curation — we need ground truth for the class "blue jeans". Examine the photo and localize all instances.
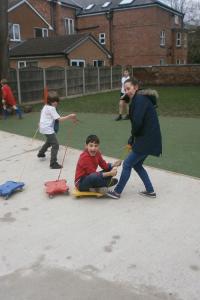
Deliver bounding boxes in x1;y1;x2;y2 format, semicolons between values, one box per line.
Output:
78;172;112;191
115;151;154;194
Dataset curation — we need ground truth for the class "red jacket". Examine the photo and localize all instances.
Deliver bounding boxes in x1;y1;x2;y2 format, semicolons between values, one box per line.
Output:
1;84;16;106
75;150;110;186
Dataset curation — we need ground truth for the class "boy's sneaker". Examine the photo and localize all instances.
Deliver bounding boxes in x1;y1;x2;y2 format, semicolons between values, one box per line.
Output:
123;114;130;120
115;115;122;121
37;153;46;158
109;178;118;187
50;162;62;169
106;190;120;199
139;191;156;198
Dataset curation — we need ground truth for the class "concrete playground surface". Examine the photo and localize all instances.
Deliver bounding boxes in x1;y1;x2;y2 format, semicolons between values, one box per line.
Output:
0;130;200;300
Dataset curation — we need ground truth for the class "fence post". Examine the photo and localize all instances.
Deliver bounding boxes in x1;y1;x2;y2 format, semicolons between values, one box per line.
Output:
110;66;113;90
97;67;100;91
82;67;85;94
16;68;22;104
43;68;46;90
64;67;68;97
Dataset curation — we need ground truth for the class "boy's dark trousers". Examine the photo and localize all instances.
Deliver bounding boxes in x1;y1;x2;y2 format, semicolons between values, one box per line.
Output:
39;134;59;166
78;172;112;191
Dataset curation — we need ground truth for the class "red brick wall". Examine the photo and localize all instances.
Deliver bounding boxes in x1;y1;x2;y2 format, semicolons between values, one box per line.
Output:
77;15;111;49
133;65;200;85
77;6;187;66
68;40;110;66
9;3;53;40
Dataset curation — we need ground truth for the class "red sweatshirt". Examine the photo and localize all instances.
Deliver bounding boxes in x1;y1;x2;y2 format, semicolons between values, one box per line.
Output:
75;150;110;186
1;84;16;106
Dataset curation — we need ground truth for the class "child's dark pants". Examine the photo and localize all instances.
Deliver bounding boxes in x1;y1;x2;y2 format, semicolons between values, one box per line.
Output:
78;172;112;191
39;133;59;166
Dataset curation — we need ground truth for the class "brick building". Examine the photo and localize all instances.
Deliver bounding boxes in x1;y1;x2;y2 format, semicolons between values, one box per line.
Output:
76;0;188;66
8;0;188;66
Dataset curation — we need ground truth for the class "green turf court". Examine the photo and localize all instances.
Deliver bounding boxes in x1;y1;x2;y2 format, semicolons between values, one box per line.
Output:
0;111;200;178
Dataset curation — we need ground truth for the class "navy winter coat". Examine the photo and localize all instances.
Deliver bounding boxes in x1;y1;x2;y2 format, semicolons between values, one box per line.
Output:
129;90;162;157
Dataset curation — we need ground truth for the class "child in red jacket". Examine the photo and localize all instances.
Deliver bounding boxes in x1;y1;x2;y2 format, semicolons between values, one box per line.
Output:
1;78;22;119
75;134;121;193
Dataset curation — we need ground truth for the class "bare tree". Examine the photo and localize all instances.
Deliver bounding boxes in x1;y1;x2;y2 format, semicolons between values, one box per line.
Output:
0;0;8;79
167;0;200;25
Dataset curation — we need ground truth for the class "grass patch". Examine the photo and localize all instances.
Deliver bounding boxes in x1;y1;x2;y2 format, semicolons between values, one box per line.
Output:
32;86;200;117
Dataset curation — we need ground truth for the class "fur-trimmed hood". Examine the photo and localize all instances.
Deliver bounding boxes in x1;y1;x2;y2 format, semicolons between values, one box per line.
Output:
137;89;159;108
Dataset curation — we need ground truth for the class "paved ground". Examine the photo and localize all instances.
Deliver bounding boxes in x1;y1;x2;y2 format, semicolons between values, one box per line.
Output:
0;131;200;300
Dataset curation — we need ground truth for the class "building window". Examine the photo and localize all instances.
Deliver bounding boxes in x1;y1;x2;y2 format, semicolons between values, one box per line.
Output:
119;0;133;5
18;61;38;68
70;60;85;67
18;61;26;69
10;24;21;41
102;2;111;8
64;18;75;35
99;33;106;45
93;60;105;67
176;32;182;47
174;15;179;25
86;4;95;10
34;28;48;38
160;31;166;47
160;59;165;65
176;59;181;64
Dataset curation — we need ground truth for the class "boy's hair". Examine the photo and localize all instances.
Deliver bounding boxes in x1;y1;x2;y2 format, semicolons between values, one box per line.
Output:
124;77;140;87
1;78;8;85
47;91;60;105
86;135;100;145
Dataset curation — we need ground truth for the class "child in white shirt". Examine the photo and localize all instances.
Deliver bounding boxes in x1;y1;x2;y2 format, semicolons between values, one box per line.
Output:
37;91;77;169
115;69;130;121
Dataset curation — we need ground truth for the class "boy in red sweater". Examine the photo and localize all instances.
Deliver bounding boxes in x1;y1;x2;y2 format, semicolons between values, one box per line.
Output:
1;78;22;119
75;135;121;193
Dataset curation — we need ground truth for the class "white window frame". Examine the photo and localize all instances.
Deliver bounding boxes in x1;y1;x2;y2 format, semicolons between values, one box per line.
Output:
176;59;181;65
99;33;106;45
174;15;179;25
176;32;182;47
160;30;166;47
160;59;165;65
18;61;26;69
70;59;85;67
64;18;75;35
34;27;48;38
93;60;105;67
10;24;21;41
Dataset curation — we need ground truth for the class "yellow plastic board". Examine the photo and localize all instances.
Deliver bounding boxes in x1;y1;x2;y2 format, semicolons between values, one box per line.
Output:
72;188;103;198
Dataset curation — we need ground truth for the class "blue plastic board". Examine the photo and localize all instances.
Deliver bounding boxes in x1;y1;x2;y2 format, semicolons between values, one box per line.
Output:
0;181;25;199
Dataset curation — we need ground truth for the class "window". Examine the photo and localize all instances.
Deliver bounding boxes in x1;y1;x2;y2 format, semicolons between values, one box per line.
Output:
102;2;111;8
160;59;165;65
119;0;133;5
10;24;21;41
64;18;75;35
160;31;165;46
86;4;95;10
70;60;85;67
18;61;26;69
176;59;181;64
176;32;182;47
93;60;105;67
99;33;106;45
34;28;48;38
18;61;38;68
174;15;179;25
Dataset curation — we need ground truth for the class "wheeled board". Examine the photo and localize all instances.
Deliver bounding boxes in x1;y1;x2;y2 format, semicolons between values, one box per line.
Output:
0;181;25;200
72;188;103;198
44;179;69;198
